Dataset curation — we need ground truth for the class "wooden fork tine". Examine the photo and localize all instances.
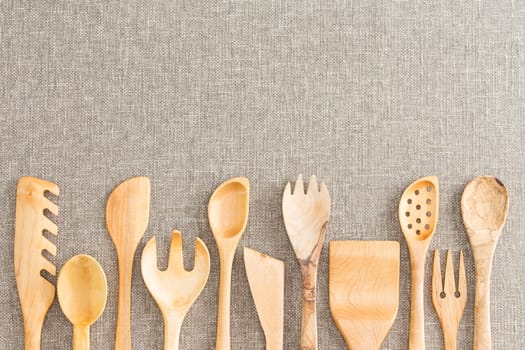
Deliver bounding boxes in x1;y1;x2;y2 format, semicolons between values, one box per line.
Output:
293;174;304;195
458;250;467;301
307;175;318;193
168;231;184;271
432;250;442;302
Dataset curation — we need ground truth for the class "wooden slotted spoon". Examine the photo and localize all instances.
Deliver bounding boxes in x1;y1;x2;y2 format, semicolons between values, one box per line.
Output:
399;176;439;350
141;230;210;350
461;176;509;350
106;176;150;350
282;175;330;350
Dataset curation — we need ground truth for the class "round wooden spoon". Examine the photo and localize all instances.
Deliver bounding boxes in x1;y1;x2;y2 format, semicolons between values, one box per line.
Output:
461;176;509;350
208;177;249;350
399;176;439;350
57;255;107;350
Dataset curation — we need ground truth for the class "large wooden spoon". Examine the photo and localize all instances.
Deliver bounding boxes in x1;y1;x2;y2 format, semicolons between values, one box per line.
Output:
461;176;509;350
106;176;150;350
57;255;107;350
399;176;439;350
208;177;250;350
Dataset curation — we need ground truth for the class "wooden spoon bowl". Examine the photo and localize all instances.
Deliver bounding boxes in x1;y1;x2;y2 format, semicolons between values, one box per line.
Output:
57;254;107;350
399;178;438;241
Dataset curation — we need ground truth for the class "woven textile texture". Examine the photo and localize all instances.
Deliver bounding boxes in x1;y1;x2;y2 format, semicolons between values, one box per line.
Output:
1;0;524;349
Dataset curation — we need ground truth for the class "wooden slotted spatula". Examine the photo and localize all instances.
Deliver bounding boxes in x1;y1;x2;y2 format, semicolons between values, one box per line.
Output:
106;176;150;350
244;247;284;350
15;176;59;350
329;241;400;350
282;175;330;350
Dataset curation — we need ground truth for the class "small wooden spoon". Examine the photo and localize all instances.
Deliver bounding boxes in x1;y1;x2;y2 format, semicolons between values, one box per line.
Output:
399;176;439;350
57;255;107;350
106;176;150;350
461;176;509;350
141;231;210;350
208;177;250;350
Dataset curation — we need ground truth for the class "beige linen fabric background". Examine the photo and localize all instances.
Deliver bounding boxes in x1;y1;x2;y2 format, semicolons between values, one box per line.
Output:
1;0;524;349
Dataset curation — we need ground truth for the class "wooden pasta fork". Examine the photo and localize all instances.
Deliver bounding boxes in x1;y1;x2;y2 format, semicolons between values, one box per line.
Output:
431;250;467;350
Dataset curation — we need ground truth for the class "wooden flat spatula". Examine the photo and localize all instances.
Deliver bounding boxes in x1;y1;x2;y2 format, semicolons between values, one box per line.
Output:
106;176;150;350
329;241;400;350
15;177;59;350
244;247;284;350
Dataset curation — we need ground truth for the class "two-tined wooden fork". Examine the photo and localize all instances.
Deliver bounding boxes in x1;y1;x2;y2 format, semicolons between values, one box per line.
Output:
431;250;467;350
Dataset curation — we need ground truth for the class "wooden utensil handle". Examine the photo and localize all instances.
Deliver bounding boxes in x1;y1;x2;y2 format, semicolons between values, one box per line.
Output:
216;253;234;350
115;258;133;350
164;313;183;350
24;320;43;350
472;247;496;350
300;262;318;350
409;258;425;350
73;324;90;350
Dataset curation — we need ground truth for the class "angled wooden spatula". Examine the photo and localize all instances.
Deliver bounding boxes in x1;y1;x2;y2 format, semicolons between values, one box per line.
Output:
329;241;400;350
15;176;59;350
244;247;284;350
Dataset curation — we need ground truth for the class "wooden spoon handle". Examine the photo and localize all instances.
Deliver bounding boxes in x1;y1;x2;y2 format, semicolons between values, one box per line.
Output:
73;324;90;350
300;263;318;350
115;258;133;350
472;246;496;350
164;313;183;350
409;258;425;350
216;253;234;350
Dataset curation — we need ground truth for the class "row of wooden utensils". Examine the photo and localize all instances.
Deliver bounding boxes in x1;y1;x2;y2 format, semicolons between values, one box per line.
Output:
14;174;509;350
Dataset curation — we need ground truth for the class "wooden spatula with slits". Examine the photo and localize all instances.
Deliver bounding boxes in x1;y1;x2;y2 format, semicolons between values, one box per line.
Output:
15;176;59;350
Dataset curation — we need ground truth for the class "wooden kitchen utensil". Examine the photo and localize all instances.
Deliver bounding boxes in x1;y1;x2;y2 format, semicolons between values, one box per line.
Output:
106;176;150;350
15;176;59;350
57;255;107;350
329;241;400;350
208;177;250;350
431;250;467;350
141;230;210;350
244;247;284;350
461;176;509;350
282;175;330;350
399;175;439;350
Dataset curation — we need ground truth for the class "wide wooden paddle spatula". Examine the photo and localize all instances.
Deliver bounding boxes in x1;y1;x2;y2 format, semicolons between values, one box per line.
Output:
329;241;400;350
106;176;150;350
15;177;59;350
244;247;284;350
